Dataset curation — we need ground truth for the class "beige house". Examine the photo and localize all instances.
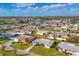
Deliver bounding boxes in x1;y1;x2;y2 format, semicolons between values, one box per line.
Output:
17;35;36;43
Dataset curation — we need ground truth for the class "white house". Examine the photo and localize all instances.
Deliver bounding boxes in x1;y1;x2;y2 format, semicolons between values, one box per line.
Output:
32;39;54;48
36;30;48;35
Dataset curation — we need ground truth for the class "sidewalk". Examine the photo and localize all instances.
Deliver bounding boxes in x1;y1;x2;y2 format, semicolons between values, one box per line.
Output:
25;45;34;52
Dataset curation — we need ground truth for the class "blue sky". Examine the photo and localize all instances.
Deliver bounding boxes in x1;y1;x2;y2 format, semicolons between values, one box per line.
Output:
0;3;79;16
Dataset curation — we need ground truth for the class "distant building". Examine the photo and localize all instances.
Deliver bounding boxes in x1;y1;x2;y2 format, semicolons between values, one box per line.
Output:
36;30;48;35
20;28;32;35
32;39;54;48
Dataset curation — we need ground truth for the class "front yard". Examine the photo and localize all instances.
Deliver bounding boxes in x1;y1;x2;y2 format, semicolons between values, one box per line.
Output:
30;46;67;56
11;42;32;50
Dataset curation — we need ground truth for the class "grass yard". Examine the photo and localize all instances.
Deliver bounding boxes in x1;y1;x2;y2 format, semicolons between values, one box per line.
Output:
30;46;67;56
0;39;10;44
0;48;21;56
11;42;32;50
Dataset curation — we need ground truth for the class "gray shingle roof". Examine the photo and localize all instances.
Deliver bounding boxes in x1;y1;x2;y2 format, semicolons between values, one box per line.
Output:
32;39;54;47
58;42;79;53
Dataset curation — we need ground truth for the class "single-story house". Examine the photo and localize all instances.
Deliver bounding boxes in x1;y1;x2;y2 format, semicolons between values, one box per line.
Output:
32;39;54;48
17;35;36;42
68;26;78;32
36;30;48;35
2;33;17;38
24;30;32;35
58;42;79;55
20;28;32;35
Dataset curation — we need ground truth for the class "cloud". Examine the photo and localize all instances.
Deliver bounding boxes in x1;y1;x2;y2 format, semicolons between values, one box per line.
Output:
12;3;35;8
49;4;66;8
11;3;75;13
42;3;74;9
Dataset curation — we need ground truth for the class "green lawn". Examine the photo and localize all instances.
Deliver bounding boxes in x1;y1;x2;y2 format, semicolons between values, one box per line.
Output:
0;39;10;44
0;48;22;56
0;41;32;56
30;46;67;56
11;42;32;50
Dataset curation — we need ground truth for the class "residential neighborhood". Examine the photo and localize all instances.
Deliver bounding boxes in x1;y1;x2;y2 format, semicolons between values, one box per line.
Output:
0;16;79;56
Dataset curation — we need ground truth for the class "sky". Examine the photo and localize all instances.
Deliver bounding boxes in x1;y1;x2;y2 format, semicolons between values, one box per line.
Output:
0;3;79;16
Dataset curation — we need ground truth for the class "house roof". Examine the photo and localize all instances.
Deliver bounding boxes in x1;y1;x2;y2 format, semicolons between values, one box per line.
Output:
58;42;79;53
2;33;16;38
17;35;35;41
32;39;54;47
